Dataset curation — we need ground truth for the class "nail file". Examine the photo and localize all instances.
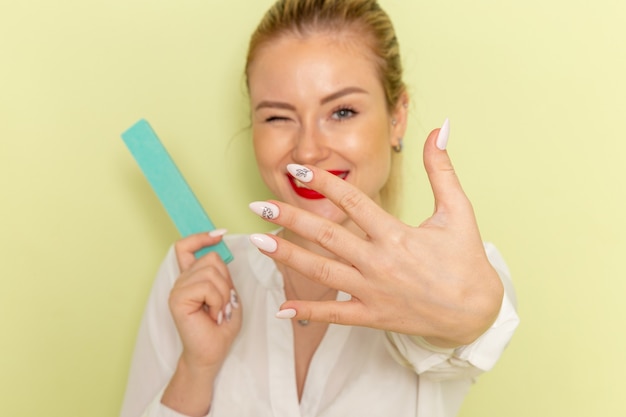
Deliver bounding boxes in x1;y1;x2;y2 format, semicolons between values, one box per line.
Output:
121;119;233;263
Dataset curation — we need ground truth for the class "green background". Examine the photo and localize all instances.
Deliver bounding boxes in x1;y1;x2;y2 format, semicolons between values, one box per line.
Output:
1;0;624;415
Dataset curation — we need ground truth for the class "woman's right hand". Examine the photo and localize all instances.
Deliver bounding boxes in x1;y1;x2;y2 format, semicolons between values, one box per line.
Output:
169;231;242;372
162;231;241;416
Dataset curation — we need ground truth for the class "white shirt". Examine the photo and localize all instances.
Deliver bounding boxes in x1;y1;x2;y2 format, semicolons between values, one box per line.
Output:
120;234;519;417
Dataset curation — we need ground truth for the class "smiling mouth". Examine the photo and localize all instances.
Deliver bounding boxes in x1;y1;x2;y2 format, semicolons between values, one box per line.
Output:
287;170;349;200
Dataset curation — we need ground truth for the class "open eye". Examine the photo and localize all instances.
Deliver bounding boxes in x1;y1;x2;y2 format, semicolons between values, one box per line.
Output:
331;106;358;121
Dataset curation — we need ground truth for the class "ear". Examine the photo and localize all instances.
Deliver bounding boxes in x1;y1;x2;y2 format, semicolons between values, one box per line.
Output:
389;90;409;148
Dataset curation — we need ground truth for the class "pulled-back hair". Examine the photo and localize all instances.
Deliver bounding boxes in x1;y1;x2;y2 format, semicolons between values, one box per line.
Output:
246;0;405;110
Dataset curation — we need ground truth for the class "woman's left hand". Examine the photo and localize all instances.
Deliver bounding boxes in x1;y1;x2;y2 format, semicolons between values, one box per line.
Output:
249;126;504;348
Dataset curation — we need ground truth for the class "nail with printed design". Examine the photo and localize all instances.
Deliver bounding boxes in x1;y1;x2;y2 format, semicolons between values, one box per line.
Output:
249;234;278;253
287;164;313;183
249;201;279;220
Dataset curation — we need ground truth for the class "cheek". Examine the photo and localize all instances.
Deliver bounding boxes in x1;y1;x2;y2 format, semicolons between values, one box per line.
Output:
346;128;393;190
252;126;277;163
253;124;291;158
340;125;392;165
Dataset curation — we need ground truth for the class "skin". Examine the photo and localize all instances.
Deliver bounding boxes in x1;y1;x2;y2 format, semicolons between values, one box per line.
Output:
161;31;504;415
162;233;242;416
248;33;406;233
247;33;410;397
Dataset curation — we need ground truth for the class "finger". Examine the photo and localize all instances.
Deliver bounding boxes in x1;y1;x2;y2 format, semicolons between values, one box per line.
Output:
178;255;237;312
422;119;471;215
197;270;238;323
284;164;395;240
249;233;363;295
248;200;370;266
179;263;231;295
170;279;228;324
185;251;232;286
277;299;369;327
175;229;228;271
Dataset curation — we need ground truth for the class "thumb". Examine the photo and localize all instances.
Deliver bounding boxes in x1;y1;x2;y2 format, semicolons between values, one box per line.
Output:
175;229;228;271
423;119;469;214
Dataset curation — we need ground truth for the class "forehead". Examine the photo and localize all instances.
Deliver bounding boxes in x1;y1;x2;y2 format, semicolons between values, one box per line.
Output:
247;32;383;100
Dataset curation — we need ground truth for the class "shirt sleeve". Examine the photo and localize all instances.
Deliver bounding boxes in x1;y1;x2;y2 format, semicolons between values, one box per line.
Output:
384;242;520;382
119;247;186;417
137;389;209;417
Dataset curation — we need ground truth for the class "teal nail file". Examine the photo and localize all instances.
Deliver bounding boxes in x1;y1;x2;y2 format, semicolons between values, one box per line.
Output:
121;119;233;263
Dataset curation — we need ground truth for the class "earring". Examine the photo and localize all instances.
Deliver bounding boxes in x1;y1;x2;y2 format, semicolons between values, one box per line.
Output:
391;119;397;126
393;138;403;153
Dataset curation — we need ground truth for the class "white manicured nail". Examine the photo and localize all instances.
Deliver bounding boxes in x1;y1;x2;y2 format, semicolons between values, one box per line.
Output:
248;201;279;220
276;308;297;319
436;118;450;150
217;310;224;326
287;164;313;183
209;228;228;237
249;234;278;253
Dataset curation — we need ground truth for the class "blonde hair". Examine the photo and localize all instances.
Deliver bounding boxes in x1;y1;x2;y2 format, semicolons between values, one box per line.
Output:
245;0;406;214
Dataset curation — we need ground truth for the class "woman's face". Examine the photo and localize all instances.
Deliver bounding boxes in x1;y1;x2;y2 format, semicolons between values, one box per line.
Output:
247;33;406;226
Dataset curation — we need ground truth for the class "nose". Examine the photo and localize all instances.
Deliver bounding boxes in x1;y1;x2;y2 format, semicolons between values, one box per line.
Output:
291;120;330;164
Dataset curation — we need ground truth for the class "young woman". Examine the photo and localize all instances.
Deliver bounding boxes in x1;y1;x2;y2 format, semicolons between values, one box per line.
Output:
120;1;519;416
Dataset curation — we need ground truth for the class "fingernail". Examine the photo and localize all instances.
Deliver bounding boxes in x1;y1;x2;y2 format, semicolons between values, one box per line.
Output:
217;310;224;326
249;233;278;253
224;303;233;322
436;118;450;150
230;289;239;309
276;308;297;319
209;228;228;237
249;201;279;220
287;164;313;183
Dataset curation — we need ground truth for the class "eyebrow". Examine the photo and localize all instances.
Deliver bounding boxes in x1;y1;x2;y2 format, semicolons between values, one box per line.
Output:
254;86;368;111
321;86;368;105
255;101;296;111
